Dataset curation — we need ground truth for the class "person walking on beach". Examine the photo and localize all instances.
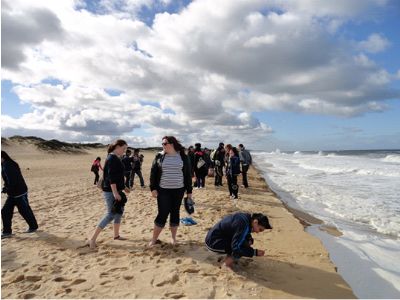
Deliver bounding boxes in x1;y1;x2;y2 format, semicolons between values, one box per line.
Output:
1;151;38;238
193;143;208;188
131;149;145;188
212;142;225;186
91;157;103;185
238;144;252;188
149;136;193;246
187;145;196;187
205;212;272;269
88;140;130;249
227;147;241;201
122;149;133;189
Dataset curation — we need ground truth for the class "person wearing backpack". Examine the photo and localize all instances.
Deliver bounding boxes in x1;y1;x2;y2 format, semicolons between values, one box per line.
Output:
194;143;207;188
149;136;193;247
238;144;252;188
91;157;103;185
227;147;241;201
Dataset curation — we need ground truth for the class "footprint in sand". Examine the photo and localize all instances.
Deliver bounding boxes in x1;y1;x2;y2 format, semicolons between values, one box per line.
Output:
53;277;70;282
25;275;42;282
164;292;186;299
22;293;36;299
70;278;86;285
123;275;134;280
154;273;179;287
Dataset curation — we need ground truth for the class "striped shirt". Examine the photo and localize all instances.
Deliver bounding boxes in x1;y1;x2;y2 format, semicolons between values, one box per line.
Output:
160;154;184;189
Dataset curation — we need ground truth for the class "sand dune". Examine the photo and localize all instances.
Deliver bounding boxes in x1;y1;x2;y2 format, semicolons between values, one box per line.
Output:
1;142;355;298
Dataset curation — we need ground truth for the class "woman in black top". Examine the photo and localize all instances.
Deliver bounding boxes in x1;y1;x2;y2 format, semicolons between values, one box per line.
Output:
88;140;130;249
149;136;192;246
1;151;38;238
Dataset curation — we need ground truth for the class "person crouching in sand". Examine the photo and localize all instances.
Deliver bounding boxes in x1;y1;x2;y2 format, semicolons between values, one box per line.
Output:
205;212;272;269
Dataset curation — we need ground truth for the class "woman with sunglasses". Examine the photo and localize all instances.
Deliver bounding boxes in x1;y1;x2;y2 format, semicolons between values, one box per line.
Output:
149;136;193;246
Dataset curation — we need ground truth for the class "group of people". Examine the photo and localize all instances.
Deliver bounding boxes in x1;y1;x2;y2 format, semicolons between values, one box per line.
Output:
2;137;271;270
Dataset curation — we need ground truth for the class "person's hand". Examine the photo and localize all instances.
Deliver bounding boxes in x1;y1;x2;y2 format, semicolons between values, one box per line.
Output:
256;249;265;257
124;187;131;193
151;190;158;198
113;192;122;201
222;256;234;269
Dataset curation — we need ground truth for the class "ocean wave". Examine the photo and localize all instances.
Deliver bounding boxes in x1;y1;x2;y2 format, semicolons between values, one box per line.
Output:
382;155;400;164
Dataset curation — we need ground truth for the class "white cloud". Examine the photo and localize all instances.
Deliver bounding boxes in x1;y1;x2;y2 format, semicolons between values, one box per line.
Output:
358;33;390;53
1;0;398;148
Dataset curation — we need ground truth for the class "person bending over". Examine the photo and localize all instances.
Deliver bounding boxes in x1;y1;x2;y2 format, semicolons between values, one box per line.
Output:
205;212;272;269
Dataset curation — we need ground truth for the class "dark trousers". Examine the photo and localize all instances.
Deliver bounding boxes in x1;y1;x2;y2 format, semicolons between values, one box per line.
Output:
124;171;132;188
214;165;224;186
205;230;232;255
194;169;206;187
154;187;185;228
2;194;38;234
93;170;100;184
227;174;239;198
131;169;144;187
241;164;249;188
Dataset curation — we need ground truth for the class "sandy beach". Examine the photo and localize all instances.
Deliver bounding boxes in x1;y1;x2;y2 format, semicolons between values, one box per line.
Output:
1;140;355;299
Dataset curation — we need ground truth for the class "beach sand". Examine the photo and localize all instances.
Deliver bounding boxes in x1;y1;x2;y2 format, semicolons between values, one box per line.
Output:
1;141;355;298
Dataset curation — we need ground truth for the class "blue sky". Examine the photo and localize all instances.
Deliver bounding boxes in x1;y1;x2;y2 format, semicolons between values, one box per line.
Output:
1;0;399;150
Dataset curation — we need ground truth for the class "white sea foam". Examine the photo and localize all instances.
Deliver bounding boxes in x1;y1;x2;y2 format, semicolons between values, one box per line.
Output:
253;150;400;298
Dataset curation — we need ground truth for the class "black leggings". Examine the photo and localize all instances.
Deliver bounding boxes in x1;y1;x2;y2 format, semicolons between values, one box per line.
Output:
154;187;185;228
93;170;100;184
227;174;239;198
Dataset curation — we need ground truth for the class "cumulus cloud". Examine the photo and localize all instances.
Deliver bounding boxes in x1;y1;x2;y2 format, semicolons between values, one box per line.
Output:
358;33;390;53
1;0;399;147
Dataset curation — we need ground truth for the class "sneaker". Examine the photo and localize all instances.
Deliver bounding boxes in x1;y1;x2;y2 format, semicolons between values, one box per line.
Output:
1;232;12;239
25;228;38;233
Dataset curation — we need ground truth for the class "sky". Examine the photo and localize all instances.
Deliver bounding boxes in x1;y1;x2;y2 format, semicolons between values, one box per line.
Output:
1;0;400;151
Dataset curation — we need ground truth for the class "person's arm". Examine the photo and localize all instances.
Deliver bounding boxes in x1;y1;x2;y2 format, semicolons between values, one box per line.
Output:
2;163;19;195
150;155;160;197
111;183;121;201
183;155;193;196
231;217;256;259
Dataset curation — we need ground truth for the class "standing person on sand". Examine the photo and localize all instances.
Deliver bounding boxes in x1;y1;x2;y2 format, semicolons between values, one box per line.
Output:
88;139;130;249
149;136;193;246
131;149;146;188
205;212;272;269
212;142;225;187
122;149;133;189
193;143;208;189
238;144;252;188
91;157;103;185
1;151;39;238
227;147;241;202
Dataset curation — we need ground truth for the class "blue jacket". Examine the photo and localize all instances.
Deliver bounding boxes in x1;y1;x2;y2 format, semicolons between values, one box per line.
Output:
206;212;257;259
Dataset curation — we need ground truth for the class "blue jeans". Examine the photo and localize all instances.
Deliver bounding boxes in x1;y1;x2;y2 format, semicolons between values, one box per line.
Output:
98;192;123;229
2;193;38;234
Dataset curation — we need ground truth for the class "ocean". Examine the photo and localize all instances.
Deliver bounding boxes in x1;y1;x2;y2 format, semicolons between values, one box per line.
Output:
252;149;400;298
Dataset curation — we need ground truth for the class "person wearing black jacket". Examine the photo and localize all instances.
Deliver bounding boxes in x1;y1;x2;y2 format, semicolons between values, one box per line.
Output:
1;151;38;238
205;212;272;269
149;136;193;247
212;142;225;186
121;150;133;189
131;149;145;188
88;140;130;249
193;143;208;188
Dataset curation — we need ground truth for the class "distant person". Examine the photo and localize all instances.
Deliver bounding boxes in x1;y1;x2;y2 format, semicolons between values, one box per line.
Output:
121;149;133;189
227;147;241;201
212;142;225;186
149;136;193;247
131;149;145;188
91;157;103;185
88;139;130;249
187;145;196;187
205;212;272;269
193;143;208;188
1;151;38;238
238;144;252;188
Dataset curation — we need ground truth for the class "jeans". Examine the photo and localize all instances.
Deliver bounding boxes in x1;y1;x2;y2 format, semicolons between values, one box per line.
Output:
98;192;123;229
131;169;145;187
194;169;206;188
2;194;38;234
154;187;185;228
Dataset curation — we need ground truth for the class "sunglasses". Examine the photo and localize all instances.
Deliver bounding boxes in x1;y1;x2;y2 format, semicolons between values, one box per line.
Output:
162;142;170;146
